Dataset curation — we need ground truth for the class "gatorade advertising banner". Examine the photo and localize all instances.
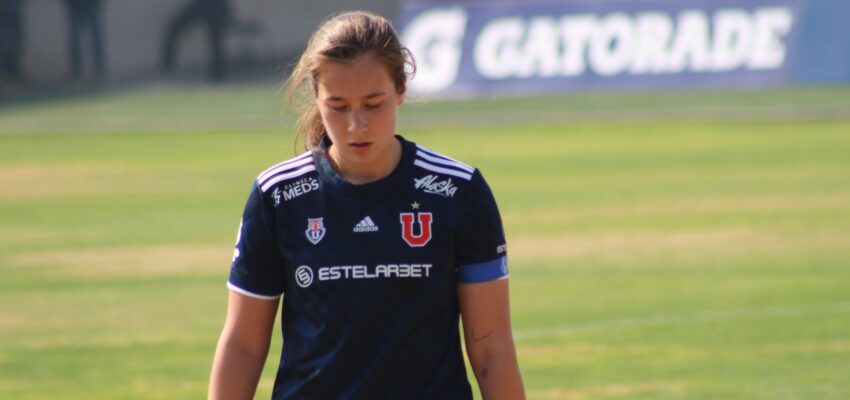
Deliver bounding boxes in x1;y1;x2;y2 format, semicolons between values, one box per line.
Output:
399;0;803;96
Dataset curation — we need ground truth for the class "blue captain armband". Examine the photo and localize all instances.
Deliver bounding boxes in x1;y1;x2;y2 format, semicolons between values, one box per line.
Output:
458;256;509;284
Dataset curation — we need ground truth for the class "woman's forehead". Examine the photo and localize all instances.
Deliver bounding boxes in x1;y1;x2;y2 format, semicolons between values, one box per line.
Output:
316;53;395;99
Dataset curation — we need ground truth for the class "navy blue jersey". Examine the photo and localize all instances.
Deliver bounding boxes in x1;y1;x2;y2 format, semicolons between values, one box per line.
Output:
228;135;508;399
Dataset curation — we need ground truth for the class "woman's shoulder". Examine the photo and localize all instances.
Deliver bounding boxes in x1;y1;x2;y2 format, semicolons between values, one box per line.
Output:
409;141;478;183
405;140;502;208
254;150;317;194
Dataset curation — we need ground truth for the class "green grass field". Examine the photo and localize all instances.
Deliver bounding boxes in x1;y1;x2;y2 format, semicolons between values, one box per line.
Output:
1;85;849;399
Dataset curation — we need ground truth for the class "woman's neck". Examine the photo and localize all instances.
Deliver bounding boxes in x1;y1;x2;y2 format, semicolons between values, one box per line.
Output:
329;138;402;185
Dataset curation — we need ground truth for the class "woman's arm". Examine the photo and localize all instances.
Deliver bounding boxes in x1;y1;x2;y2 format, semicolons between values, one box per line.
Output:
208;290;279;400
459;278;525;400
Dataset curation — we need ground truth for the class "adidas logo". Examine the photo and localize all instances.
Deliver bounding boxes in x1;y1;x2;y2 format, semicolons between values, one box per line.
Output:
353;216;379;233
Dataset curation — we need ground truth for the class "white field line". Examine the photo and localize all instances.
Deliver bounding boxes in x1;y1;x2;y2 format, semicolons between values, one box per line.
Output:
515;302;850;341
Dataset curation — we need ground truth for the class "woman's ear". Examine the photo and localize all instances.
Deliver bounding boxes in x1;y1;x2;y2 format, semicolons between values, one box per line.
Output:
397;86;406;106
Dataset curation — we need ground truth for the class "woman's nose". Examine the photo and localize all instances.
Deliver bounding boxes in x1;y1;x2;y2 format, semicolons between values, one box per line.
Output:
348;109;366;134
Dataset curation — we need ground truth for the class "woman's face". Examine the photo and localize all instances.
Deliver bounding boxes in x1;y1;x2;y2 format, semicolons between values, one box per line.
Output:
315;51;404;175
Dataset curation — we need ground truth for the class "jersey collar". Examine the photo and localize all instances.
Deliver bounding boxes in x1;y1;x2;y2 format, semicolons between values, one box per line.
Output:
314;135;413;199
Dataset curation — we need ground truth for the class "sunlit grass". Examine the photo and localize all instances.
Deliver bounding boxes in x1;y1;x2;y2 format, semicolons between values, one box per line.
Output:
1;86;849;399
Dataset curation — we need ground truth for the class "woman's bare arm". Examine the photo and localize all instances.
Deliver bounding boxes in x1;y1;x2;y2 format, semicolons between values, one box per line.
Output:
208;290;279;400
459;278;525;400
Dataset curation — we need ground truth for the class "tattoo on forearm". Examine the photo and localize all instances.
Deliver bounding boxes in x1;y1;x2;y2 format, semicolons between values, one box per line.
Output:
471;329;493;380
473;329;493;343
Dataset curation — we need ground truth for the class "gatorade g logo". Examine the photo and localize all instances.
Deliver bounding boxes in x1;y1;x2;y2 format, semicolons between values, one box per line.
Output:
402;8;467;94
400;212;433;247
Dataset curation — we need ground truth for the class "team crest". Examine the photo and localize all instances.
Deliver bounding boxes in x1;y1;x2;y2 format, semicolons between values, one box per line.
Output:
400;212;433;247
305;217;326;245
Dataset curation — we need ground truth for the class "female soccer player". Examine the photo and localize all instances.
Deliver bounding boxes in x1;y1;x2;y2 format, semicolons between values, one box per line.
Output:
208;11;525;399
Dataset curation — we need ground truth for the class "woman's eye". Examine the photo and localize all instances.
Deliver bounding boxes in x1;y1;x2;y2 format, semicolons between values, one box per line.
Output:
364;102;382;109
331;105;349;111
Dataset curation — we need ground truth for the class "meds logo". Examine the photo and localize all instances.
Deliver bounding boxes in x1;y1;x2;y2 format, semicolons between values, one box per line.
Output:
272;187;282;206
282;177;320;203
295;265;314;288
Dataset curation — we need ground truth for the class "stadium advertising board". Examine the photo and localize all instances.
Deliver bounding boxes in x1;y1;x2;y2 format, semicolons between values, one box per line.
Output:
399;0;805;96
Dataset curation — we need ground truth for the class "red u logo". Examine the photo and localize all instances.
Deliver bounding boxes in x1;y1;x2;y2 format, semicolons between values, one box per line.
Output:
400;212;433;247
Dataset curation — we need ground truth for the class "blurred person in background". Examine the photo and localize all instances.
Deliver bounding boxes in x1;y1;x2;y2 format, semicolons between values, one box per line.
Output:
0;0;24;82
63;0;106;81
207;11;525;400
161;0;231;82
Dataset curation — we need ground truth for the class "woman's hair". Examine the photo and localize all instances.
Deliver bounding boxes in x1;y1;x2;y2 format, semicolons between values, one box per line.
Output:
285;11;416;150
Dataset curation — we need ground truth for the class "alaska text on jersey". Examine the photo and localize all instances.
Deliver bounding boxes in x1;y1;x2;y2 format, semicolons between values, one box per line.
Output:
414;174;458;197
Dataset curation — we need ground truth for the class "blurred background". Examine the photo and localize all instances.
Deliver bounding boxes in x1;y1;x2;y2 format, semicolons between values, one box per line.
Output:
1;0;849;399
0;0;398;93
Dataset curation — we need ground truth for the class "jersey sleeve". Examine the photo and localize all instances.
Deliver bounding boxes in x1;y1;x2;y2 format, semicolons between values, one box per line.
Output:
227;181;286;299
455;169;509;284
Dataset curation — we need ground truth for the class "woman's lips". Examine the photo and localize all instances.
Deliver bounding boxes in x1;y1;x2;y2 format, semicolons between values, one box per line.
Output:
350;142;372;151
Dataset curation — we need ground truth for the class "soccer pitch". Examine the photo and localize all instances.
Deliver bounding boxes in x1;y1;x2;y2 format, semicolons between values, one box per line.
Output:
1;85;849;399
